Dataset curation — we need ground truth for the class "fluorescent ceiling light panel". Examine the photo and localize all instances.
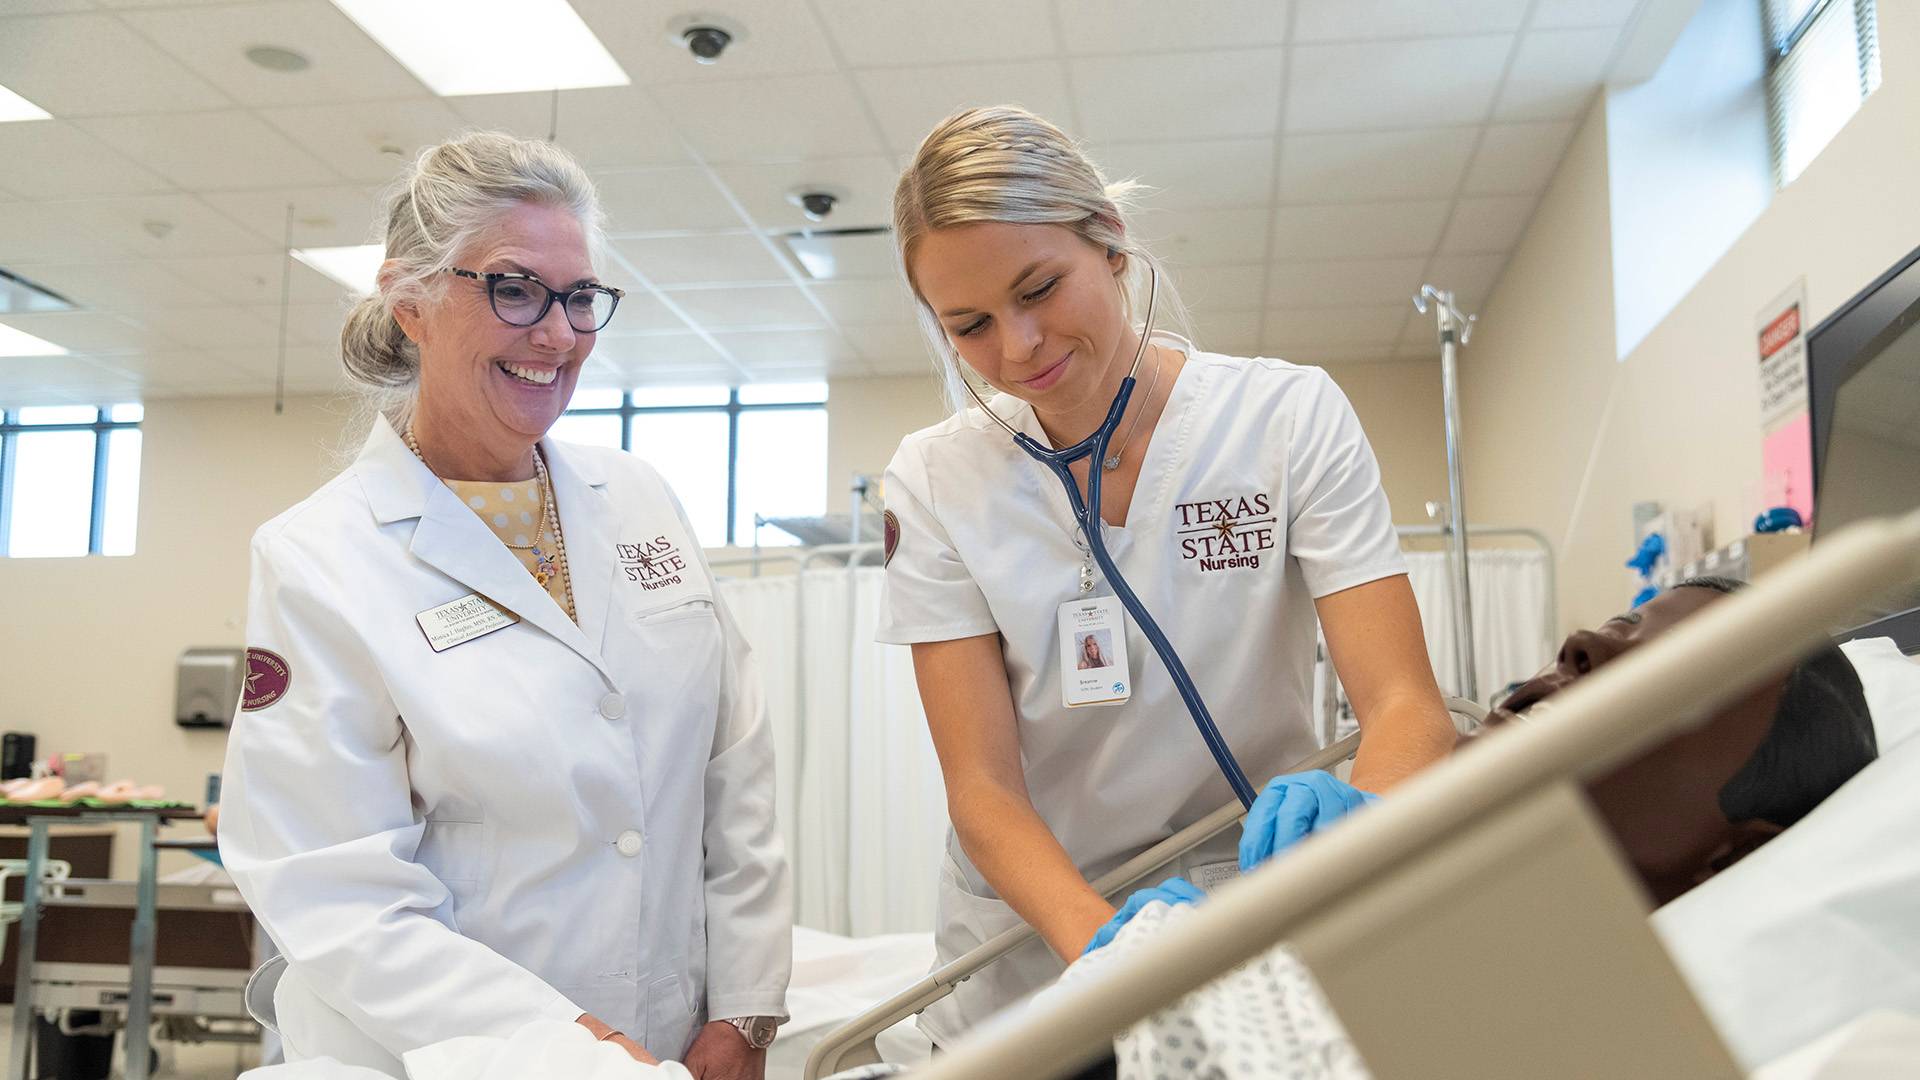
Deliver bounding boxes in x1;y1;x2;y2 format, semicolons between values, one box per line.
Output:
328;0;629;96
0;84;52;123
292;244;385;294
0;322;70;357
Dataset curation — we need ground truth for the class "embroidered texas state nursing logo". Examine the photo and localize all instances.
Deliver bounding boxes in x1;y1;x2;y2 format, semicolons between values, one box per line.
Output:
1175;493;1277;573
617;535;688;591
240;648;291;712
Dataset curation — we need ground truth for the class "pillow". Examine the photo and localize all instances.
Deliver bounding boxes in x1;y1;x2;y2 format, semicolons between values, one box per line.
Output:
1651;734;1920;1069
1839;636;1920;750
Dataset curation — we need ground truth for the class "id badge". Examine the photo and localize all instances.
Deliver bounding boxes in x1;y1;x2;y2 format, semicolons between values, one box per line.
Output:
1058;595;1132;707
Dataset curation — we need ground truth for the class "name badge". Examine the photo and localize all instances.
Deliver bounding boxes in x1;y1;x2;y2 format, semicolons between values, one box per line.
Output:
415;593;518;653
1058;595;1132;708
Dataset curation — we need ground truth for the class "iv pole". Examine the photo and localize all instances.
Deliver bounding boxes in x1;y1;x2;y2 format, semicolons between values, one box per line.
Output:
1414;285;1479;702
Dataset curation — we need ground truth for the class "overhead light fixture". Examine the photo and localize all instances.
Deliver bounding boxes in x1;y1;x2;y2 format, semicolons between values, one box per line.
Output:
778;226;892;281
0;268;77;315
0;83;51;123
0;321;69;358
291;244;384;294
328;0;629;96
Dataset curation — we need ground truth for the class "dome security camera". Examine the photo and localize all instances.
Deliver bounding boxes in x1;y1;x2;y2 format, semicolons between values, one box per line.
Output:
789;190;838;222
680;25;732;62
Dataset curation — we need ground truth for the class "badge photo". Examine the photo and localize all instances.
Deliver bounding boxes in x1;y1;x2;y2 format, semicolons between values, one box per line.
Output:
1058;595;1132;708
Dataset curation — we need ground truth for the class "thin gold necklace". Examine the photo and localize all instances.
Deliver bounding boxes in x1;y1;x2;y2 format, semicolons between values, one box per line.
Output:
1102;343;1163;471
405;427;577;621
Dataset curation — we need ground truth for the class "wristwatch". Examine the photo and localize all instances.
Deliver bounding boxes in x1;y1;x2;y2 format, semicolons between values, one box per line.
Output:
723;1015;778;1049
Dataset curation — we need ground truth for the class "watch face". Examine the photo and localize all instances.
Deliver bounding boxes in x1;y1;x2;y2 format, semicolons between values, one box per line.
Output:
748;1016;777;1048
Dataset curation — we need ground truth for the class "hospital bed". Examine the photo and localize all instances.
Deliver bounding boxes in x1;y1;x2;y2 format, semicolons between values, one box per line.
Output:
876;507;1920;1079
784;508;1920;1079
801;699;1491;1080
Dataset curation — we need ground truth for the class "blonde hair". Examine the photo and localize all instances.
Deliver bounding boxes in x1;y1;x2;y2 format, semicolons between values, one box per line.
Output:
892;105;1194;412
341;130;605;428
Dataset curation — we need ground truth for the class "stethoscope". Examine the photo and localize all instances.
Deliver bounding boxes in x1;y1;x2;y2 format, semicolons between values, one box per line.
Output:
958;266;1260;809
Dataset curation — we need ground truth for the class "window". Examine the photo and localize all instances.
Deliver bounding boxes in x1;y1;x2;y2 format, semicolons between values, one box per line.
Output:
0;404;143;558
557;384;827;547
1764;0;1880;186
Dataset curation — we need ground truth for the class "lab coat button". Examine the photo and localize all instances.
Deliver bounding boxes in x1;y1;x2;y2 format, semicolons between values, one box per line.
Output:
615;829;644;857
599;692;626;720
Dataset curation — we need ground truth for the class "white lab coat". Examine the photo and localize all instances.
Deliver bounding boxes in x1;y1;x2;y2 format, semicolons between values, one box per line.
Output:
878;344;1406;1044
220;418;791;1076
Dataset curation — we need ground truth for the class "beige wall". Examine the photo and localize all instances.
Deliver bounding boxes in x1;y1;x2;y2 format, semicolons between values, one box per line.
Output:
1319;360;1450;527
825;372;949;494
0;394;353;876
1463;0;1920;633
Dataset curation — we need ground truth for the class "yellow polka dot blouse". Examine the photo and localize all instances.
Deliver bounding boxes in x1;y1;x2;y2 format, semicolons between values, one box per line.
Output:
443;476;575;621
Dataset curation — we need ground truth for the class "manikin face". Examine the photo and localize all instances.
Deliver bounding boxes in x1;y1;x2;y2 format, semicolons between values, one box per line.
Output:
910;222;1133;415
1483;586;1790;903
395;201;599;453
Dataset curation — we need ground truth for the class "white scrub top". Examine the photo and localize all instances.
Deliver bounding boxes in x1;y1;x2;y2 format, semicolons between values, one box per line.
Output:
877;344;1405;1045
219;418;792;1076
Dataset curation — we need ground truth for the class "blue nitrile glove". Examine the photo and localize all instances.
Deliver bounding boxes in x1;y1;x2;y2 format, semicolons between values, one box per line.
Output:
1239;770;1380;872
1081;876;1205;956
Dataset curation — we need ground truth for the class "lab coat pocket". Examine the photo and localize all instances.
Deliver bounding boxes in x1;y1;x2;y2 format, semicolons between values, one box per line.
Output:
645;968;697;1060
630;597;717;625
416;818;488;919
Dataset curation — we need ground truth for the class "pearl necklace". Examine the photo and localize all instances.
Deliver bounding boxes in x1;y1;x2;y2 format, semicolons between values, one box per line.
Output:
405;427;577;621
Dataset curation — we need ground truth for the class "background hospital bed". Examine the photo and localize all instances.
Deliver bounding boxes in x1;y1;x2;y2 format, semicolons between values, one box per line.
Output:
889;507;1920;1080
802;694;1490;1080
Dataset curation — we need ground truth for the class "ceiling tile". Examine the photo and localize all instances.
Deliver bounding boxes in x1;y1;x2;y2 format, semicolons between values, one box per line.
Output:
813;0;1057;66
840;322;929;366
132;305;283;351
257;99;470;184
1192;308;1262;348
1279;129;1475;203
713;157;898;231
0;122;173;199
1072;49;1285;142
1461;121;1577;194
147;254;358;307
0;310;152;353
9;260;202;311
78;110;339;190
1423;253;1508;311
589;330;730;370
612;233;791;286
1292;0;1530;41
1088;139;1275;210
571;0;841;83
598;168;749;235
1052;0;1292;54
855;61;1072;155
49;194;285;258
1144;207;1272;267
198;185;388;249
1167;264;1267;312
651;75;886;163
119;0;429;106
1266;257;1427;308
1493;28;1619;121
0;13;231;116
1533;0;1642;29
1285;37;1512;132
807;280;919;326
711;328;859;370
1264;304;1407;348
1271;201;1450;259
0;0;93;12
239;302;351;347
589;288;689;336
449;86;690;170
0;203;137;261
0;357;143;407
658;284;825;329
1439;194;1538;254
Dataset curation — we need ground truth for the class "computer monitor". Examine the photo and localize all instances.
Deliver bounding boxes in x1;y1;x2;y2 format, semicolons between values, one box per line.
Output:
1807;243;1920;653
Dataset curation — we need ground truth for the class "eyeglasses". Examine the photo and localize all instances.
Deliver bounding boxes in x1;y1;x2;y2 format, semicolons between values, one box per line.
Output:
446;267;623;333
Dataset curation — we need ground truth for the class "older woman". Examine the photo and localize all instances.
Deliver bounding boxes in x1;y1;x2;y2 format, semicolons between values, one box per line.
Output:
218;132;789;1078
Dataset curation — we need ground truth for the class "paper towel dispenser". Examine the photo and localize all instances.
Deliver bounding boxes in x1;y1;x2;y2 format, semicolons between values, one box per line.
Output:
177;647;245;728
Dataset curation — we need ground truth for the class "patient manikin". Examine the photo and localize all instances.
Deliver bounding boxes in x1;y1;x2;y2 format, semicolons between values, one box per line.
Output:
1041;577;1880;1080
